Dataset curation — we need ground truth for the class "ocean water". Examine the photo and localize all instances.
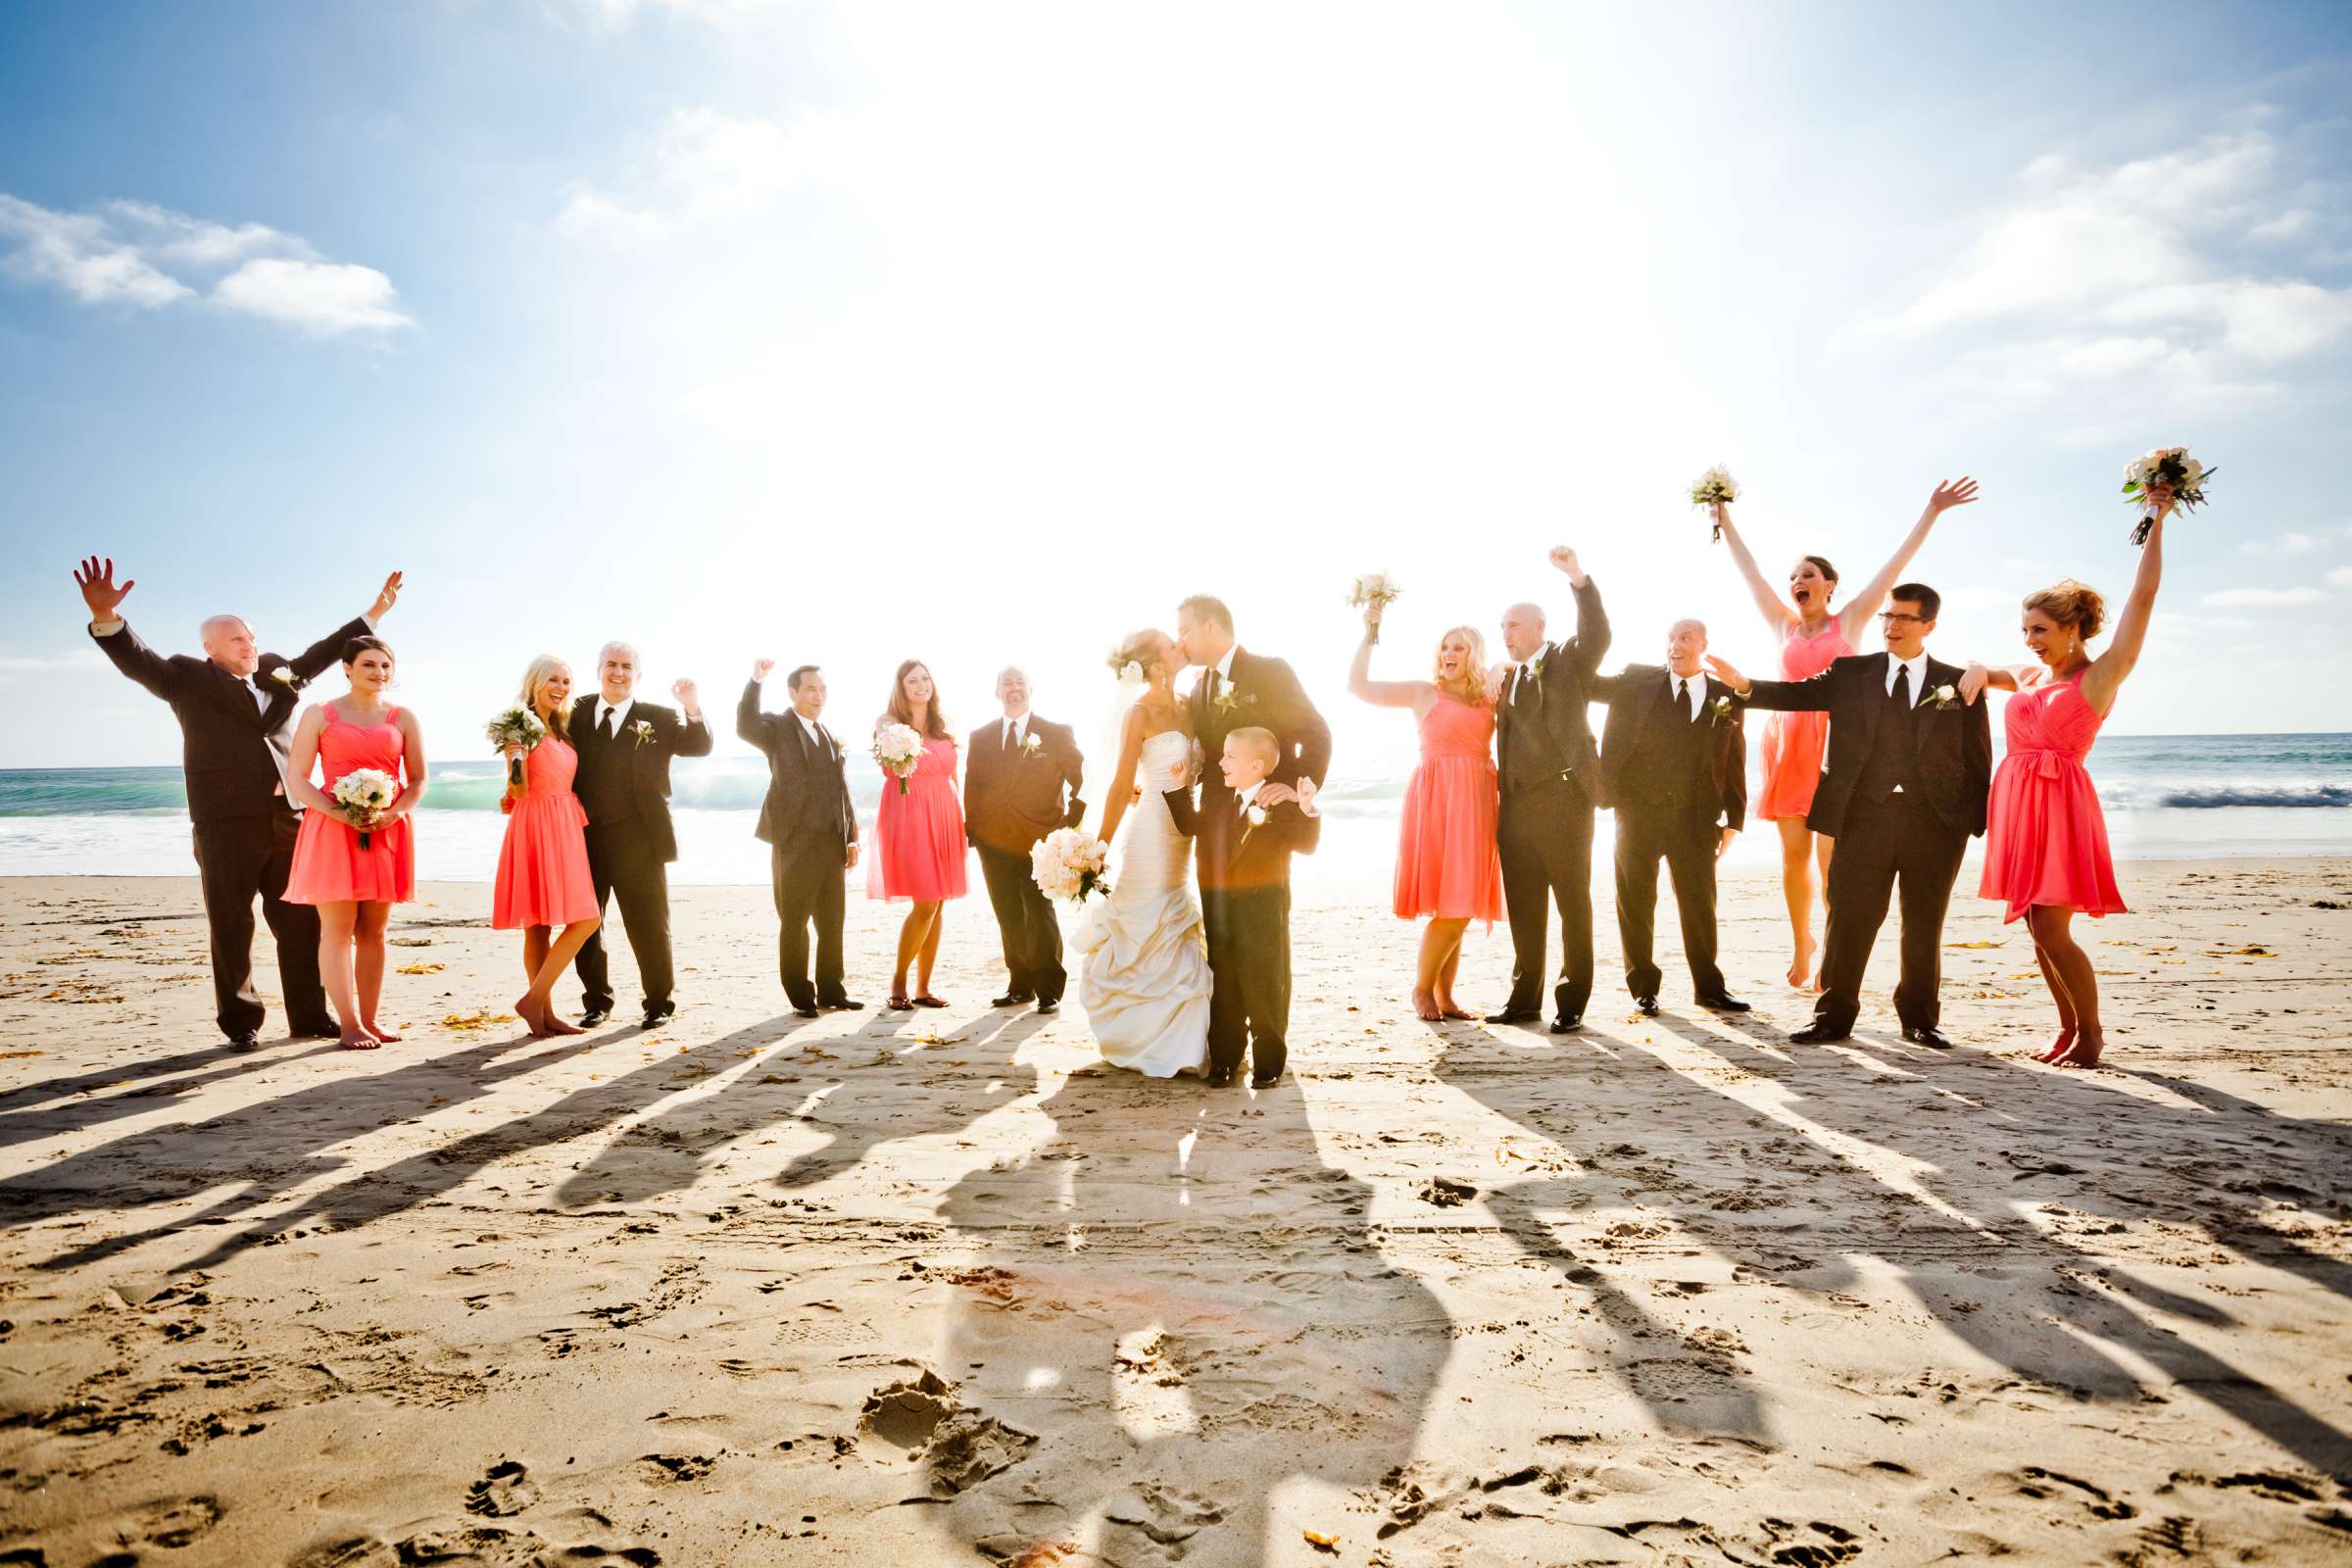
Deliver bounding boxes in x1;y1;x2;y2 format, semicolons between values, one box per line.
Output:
2;734;2346;895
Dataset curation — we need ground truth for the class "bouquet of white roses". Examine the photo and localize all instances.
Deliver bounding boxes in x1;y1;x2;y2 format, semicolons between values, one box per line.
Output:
872;722;924;796
332;767;399;850
486;708;545;788
1030;826;1111;904
1690;465;1740;541
1347;571;1403;644
2122;446;2215;546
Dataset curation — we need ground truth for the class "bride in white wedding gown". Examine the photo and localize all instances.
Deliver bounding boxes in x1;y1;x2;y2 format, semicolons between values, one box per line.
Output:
1073;631;1211;1078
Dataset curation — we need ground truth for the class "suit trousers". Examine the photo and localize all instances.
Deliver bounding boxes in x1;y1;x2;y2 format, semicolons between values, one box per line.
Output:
771;833;849;1008
575;820;675;1012
1613;807;1726;1000
1814;793;1968;1033
192;808;331;1039
1498;785;1595;1018
1202;886;1292;1079
976;842;1065;1003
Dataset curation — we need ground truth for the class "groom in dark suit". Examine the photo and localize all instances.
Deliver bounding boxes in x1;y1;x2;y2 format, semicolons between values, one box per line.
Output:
739;661;861;1019
1712;583;1992;1047
569;640;712;1028
1491;547;1609;1032
1590;619;1747;1017
74;555;402;1049
965;666;1086;1014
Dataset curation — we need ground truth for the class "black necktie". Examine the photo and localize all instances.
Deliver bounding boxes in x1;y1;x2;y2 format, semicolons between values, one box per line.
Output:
1890;662;1912;712
1512;667;1528;709
1205;669;1221;710
1004;721;1016;755
1674;677;1689;714
602;707;617;740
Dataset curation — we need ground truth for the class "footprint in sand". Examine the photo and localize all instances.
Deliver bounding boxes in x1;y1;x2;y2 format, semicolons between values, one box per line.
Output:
134;1494;222;1549
466;1460;539;1517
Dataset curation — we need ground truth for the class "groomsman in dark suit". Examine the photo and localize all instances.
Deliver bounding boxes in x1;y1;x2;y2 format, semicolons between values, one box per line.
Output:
1162;726;1321;1088
1590;619;1748;1017
739;661;862;1019
74;555;402;1049
1490;547;1609;1032
964;666;1086;1014
569;640;712;1028
1710;583;1992;1048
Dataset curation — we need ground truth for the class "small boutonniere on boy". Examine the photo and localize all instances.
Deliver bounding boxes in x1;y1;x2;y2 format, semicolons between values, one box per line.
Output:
631;718;657;746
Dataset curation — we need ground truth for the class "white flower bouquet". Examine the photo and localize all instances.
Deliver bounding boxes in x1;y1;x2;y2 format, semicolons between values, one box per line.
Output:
873;721;924;796
332;767;399;850
486;707;545;788
1030;826;1111;904
2123;446;2215;546
1690;465;1740;541
1347;571;1403;644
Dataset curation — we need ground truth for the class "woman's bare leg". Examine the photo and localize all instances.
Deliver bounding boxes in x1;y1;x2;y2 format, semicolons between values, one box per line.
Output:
354;901;398;1042
522;919;600;1036
915;905;945;997
516;926;555;1035
1777;818;1819;989
317;900;376;1049
2032;906;2106;1067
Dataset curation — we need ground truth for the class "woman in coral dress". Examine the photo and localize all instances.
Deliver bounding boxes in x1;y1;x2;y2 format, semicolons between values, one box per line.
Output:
1348;606;1502;1021
1711;477;1979;988
869;659;969;1009
1970;497;2171;1070
493;656;602;1038
284;635;427;1050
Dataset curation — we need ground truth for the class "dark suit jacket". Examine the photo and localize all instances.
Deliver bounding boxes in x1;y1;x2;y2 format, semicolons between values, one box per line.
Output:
1738;652;1991;839
1494;578;1610;808
91;615;371;824
1163;786;1320;893
964;714;1085;856
1188;647;1333;824
737;682;858;848
567;696;713;862
1590;665;1746;831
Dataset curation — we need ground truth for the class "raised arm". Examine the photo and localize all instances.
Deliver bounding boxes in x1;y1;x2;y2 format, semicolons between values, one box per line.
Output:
75;556;182;701
1092;706;1148;853
670;679;713;757
2082;501;2168;715
1550;548;1610;677
737;663;776;752
1837;477;1978;642
1713;505;1796;636
1348;608;1433;711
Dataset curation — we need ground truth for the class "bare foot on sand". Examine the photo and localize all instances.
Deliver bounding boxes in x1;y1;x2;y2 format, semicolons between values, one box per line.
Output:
1412;990;1442;1022
1787;934;1817;991
2034;1025;2077;1063
340;1029;382;1051
514;995;551;1038
2051;1032;2106;1069
362;1019;403;1044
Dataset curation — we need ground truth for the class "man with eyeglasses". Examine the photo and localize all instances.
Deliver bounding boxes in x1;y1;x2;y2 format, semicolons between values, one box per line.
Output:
1706;582;1990;1049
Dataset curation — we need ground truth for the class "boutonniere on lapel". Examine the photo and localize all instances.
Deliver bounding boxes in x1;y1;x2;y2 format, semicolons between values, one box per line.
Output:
265;662;305;694
1527;652;1547;690
1709;694;1735;726
630;718;657;746
1213;685;1257;716
1020;731;1044;758
1925;683;1960;710
1245;804;1268;829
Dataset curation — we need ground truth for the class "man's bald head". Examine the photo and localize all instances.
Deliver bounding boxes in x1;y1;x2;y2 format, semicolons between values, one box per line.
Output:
200;615;259;676
1499;602;1547;663
1666;617;1707;677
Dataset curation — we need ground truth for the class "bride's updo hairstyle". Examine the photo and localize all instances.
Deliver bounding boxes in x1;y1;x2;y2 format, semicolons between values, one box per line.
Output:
2024;579;2107;641
1106;628;1167;683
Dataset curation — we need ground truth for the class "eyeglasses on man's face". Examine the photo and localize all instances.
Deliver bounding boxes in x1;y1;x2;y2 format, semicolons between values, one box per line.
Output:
1877;611;1929;625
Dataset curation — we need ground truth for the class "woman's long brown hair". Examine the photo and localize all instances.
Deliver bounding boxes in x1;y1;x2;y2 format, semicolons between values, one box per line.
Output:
885;659;953;742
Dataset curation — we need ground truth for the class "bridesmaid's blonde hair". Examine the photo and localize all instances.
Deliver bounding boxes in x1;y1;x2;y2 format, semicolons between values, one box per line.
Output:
517;655;574;740
1431;625;1491;709
2024;579;2107;641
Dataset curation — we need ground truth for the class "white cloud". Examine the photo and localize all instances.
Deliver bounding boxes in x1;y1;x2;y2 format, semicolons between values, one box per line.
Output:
2203;586;2328;608
553;106;844;241
0;193;408;338
2240;530;2319;555
2328;567;2352;590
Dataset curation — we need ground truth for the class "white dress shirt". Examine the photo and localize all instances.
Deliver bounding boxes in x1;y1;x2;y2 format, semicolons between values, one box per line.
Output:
1001;713;1029;751
595;696;635;738
1886;652;1929;703
1669;669;1705;720
797;713;831;757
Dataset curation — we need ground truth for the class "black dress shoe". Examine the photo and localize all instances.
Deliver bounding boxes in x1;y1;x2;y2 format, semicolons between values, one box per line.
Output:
1697;993;1751;1013
291;1021;339;1041
641;1005;675;1028
821;997;865;1011
793;1004;821;1019
992;990;1034;1007
1034;999;1059;1015
1788;1021;1849;1045
1204;1067;1236;1088
1902;1025;1956;1050
226;1030;263;1052
1484;1007;1542;1025
579;1006;611;1028
1549;1013;1583;1034
1250;1069;1284;1089
1633;995;1660;1018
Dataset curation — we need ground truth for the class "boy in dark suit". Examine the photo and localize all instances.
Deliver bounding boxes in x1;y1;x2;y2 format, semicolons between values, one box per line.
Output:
1163;725;1320;1089
738;661;862;1019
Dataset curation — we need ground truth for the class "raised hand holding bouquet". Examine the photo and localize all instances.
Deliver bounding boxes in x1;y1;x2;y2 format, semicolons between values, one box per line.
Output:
1030;826;1111;904
2123;446;2214;546
1347;572;1402;644
872;721;923;796
332;767;399;850
1690;465;1740;542
485;707;544;788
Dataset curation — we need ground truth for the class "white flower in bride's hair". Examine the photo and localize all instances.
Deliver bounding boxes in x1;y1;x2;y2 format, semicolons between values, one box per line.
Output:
1119;661;1145;686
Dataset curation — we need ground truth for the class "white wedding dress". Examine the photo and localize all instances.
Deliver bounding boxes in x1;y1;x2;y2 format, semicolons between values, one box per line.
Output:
1073;728;1211;1078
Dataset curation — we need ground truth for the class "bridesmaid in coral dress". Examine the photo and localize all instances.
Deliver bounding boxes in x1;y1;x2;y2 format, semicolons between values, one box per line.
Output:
284;635;427;1050
1969;496;2173;1070
493;656;602;1037
1710;478;1979;988
869;660;969;1009
1348;606;1502;1021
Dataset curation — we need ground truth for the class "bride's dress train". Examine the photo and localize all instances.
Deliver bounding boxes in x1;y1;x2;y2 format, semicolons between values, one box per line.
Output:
1074;728;1210;1077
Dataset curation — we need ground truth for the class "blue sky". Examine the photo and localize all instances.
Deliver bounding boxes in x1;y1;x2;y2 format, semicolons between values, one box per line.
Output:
3;0;2348;771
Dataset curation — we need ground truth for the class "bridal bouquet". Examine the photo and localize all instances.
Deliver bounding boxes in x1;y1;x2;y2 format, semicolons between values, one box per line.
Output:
1690;465;1740;541
485;708;545;788
873;722;924;796
2122;446;2215;546
332;767;399;850
1030;827;1111;904
1347;571;1403;644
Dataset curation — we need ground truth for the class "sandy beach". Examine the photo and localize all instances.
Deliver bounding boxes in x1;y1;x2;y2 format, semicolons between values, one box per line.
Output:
3;861;2349;1566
